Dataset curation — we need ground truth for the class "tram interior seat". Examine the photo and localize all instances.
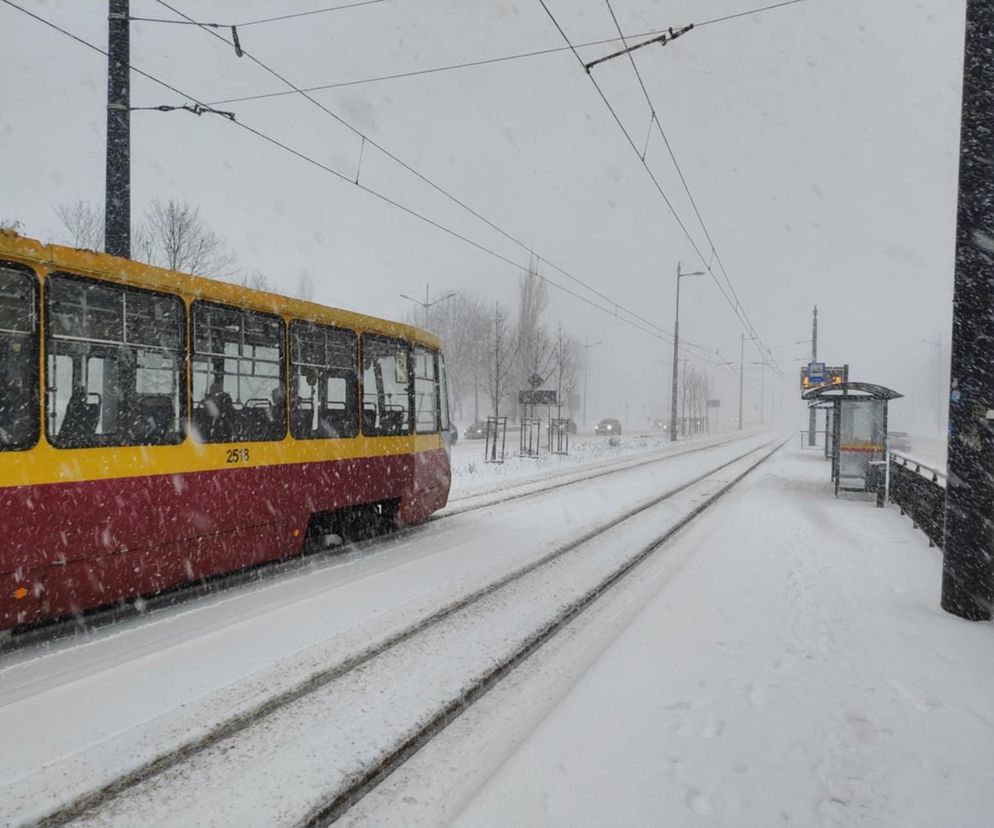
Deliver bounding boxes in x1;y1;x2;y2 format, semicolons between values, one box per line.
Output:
60;391;101;443
134;394;175;442
290;398;313;437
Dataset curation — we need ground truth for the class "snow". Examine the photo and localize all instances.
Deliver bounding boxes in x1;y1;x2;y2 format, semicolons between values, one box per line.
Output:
353;448;994;826
3;439;993;826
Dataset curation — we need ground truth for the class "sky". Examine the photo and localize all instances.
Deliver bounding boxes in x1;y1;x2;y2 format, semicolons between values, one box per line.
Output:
0;0;966;432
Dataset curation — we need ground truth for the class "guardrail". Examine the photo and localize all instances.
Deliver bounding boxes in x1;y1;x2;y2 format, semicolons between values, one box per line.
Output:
888;452;946;548
798;429;829;449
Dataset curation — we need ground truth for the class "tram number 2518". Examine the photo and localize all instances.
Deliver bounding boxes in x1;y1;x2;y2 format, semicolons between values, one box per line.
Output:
226;448;250;464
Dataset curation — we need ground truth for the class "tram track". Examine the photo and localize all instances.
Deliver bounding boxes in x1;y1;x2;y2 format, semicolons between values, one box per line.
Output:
32;435;785;828
1;431;758;656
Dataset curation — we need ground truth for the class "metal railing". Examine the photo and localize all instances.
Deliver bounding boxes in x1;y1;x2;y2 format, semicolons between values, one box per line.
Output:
888;452;946;548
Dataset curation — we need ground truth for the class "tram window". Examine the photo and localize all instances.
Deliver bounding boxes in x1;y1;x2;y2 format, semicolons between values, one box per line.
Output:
45;273;185;448
289;320;357;439
191;302;285;443
361;335;412;436
438;352;451;431
0;264;39;451
414;347;438;434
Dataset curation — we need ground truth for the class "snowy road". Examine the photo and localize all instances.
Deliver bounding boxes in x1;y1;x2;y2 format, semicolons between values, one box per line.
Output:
0;430;774;826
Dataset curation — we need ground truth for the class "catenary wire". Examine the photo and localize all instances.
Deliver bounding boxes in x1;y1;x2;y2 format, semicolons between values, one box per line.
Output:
151;0;721;359
0;0;725;364
601;0;777;372
537;0;782;373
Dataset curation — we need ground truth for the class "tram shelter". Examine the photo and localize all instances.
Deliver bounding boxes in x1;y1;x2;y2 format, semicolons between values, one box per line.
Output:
802;382;902;496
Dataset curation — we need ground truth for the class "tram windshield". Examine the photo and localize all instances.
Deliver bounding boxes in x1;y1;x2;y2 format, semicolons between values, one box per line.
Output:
0;265;38;450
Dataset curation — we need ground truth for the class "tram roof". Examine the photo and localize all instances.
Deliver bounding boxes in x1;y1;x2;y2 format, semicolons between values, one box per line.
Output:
0;230;441;350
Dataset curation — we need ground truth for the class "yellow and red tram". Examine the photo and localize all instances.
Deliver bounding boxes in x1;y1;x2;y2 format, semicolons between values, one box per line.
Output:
0;231;452;630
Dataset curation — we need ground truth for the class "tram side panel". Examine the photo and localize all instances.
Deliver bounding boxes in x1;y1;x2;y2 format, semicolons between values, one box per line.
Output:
0;448;427;630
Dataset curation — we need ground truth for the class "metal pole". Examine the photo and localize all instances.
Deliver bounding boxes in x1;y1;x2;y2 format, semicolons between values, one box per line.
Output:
738;332;744;431
807;305;818;445
583;337;589;428
760;362;765;425
669;264;681;441
105;0;130;258
942;0;994;621
423;282;430;329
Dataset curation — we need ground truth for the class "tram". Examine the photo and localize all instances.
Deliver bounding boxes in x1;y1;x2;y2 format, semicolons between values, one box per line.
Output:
0;231;452;630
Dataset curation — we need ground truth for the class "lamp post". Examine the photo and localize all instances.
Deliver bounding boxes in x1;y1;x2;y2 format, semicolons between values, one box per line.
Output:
582;338;603;428
399;283;456;329
671;263;705;441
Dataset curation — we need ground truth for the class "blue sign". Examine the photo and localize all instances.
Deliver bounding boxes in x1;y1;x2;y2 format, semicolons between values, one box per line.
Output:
807;362;826;384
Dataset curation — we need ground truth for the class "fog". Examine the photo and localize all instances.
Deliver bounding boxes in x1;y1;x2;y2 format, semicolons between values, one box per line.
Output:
0;0;962;435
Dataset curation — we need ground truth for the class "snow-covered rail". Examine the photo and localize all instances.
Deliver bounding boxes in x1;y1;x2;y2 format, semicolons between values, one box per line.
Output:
30;436;786;827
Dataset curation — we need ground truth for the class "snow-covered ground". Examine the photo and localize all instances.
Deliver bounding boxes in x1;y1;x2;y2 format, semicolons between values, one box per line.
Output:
5;437;991;827
0;430;769;826
348;448;994;827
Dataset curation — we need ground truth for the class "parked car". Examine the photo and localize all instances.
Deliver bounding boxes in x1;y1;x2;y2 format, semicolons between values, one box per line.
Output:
464;421;487;439
887;431;912;452
595;417;622;436
444;423;459;446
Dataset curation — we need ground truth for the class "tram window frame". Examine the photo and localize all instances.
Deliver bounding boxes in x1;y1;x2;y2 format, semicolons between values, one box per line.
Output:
413;346;439;435
360;334;413;437
289;320;358;440
44;272;186;449
438;352;451;432
191;300;286;444
0;262;40;452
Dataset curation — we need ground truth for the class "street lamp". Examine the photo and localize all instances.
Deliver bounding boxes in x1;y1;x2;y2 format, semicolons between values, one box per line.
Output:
671;263;705;441
582;338;603;427
399;283;456;329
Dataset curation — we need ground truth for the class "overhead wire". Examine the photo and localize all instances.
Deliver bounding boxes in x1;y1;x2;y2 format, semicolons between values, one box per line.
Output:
536;0;785;374
0;0;723;363
149;0;721;360
601;0;780;374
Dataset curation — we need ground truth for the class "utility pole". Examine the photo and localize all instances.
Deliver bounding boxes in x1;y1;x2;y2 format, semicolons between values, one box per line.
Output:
808;305;818;446
670;262;704;441
738;332;744;431
105;0;130;258
942;0;994;622
581;338;602;428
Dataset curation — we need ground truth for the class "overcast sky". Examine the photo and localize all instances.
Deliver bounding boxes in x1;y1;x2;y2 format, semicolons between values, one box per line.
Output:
0;0;965;430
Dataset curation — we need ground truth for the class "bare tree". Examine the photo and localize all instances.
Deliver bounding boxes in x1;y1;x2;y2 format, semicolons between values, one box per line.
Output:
53;200;103;249
487;300;517;417
0;218;24;233
142;199;237;277
238;269;275;292
551;323;581;418
515;258;554;391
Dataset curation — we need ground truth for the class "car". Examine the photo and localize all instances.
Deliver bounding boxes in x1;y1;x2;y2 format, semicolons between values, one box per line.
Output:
649;417;668;430
444;423;459;446
595;417;622;436
548;418;577;435
464;421;487;439
887;431;912;452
